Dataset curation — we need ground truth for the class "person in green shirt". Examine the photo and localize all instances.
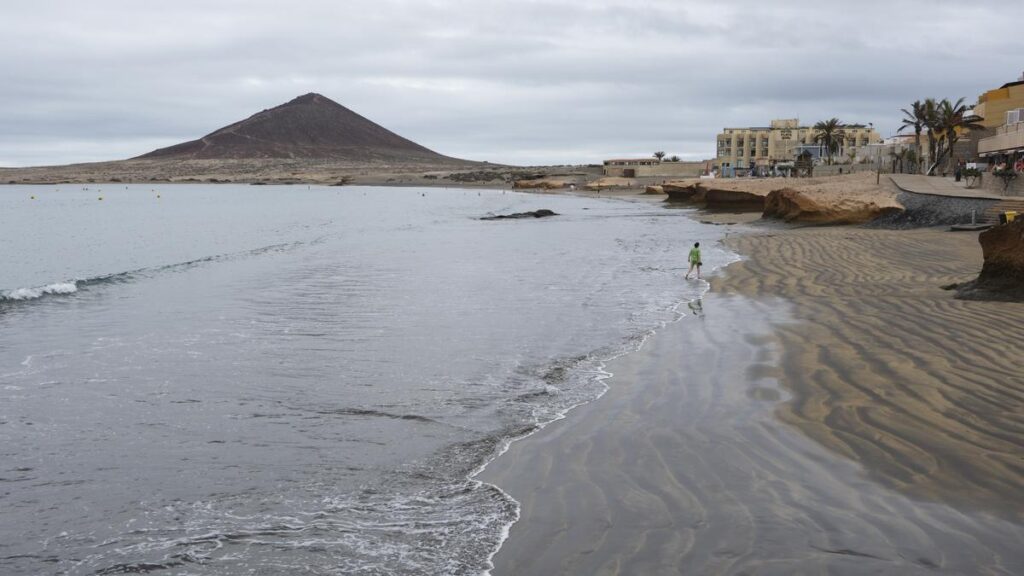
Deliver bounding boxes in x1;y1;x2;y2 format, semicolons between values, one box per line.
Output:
685;242;702;280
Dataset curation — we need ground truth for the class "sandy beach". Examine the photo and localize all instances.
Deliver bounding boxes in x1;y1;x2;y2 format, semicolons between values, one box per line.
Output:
480;224;1024;574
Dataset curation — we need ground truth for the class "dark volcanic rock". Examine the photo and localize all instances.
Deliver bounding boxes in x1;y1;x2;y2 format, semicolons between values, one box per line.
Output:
955;218;1024;301
870;193;996;229
135;93;459;163
481;209;558;220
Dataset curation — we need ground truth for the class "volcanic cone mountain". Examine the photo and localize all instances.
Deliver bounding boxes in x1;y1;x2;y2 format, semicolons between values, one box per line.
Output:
136;93;459;163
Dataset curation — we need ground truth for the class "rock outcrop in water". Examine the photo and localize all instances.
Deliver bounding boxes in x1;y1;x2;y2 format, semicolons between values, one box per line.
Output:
136;93;457;163
481;209;558;220
955;218;1024;301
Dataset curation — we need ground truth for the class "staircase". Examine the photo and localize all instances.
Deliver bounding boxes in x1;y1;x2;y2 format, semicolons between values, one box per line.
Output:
980;198;1024;225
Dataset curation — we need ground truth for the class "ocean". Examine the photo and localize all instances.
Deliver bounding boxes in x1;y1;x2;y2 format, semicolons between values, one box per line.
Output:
0;184;734;575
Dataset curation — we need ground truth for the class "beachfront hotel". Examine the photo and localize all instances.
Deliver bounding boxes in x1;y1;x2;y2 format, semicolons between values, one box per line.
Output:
714;119;881;176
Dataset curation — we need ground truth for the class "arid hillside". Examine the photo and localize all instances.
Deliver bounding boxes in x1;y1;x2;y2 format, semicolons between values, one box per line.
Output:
136;93;456;162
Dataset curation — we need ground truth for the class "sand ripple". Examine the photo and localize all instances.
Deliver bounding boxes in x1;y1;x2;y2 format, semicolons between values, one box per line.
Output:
724;228;1024;515
482;227;1024;575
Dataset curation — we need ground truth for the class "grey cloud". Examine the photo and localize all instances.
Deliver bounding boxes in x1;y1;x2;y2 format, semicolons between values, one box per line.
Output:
0;0;1018;166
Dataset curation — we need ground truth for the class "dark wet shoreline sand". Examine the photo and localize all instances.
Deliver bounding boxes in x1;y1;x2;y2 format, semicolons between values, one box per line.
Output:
479;225;1024;575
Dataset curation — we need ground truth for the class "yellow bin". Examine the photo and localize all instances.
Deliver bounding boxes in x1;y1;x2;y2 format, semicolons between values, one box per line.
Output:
1007;211;1018;222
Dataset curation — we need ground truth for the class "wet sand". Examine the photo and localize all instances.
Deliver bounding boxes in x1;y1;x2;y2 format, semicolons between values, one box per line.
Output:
479;226;1024;574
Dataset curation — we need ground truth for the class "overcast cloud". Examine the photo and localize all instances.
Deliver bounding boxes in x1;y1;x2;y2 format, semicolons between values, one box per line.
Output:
1;0;1019;166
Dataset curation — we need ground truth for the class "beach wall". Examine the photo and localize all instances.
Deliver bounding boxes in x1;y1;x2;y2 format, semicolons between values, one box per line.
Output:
803;163;878;177
977;171;1024;197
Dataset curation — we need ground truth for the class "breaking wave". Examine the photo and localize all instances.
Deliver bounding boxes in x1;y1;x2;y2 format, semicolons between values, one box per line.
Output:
1;282;79;301
0;240;309;306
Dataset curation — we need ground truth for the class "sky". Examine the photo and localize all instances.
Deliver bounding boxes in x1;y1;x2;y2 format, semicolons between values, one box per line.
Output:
1;0;1020;167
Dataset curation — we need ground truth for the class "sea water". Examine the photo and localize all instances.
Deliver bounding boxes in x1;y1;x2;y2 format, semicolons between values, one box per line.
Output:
0;184;734;575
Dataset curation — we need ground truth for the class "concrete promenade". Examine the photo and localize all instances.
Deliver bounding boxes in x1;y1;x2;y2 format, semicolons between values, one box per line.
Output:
889;174;1005;200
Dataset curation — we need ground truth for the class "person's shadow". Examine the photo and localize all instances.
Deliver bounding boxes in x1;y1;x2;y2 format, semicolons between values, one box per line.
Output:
687;298;705;319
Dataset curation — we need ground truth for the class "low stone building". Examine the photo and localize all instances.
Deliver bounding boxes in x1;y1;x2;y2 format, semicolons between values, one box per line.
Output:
603;158;703;178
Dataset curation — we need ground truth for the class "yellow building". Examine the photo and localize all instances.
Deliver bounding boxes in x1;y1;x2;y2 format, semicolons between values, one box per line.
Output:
714;118;881;175
973;79;1024;129
976;79;1024;158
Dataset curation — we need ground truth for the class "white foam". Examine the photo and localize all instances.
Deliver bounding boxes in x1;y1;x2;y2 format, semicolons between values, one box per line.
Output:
2;281;78;301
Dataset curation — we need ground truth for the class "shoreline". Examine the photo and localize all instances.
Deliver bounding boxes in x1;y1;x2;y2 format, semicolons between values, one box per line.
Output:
0;160;605;189
477;215;1024;573
471;227;734;575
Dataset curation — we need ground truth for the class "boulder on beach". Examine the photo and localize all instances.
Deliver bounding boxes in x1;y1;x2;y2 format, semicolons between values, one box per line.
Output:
480;209;559;220
662;182;765;210
643;185;664;195
662;173;905;218
703;188;766;211
584;177;632;190
955;218;1024;301
662;182;705;203
763;188;903;225
513;178;570;190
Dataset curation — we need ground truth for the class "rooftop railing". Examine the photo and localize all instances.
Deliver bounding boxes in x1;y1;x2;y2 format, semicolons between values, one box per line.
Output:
978;122;1024;154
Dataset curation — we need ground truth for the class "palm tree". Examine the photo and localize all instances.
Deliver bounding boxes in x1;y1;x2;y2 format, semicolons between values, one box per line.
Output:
668;155;681;162
930;97;985;174
905;148;918;174
653;151;666;162
889;148;907;173
922;98;940;174
813;118;845;165
898;100;927;173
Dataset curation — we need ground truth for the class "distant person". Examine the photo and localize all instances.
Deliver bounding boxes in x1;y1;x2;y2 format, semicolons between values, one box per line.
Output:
685;242;702;280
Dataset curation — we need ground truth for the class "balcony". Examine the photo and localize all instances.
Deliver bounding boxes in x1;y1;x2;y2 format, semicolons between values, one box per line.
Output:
979;122;1024;155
